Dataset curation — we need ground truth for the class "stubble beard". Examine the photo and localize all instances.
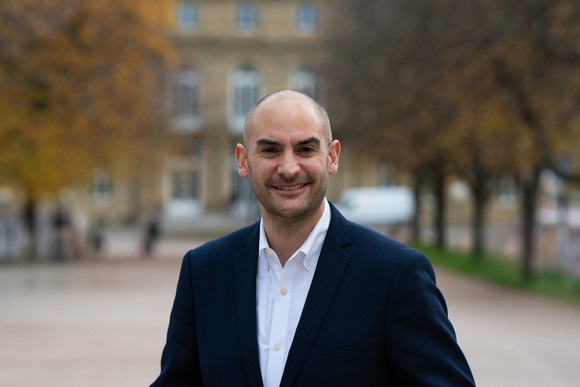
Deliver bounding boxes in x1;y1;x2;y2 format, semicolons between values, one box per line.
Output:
249;169;328;228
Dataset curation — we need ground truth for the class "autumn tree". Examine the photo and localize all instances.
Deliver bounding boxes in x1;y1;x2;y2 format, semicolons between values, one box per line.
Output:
442;0;580;273
480;0;580;276
0;0;174;254
433;1;525;258
325;0;580;276
325;0;461;248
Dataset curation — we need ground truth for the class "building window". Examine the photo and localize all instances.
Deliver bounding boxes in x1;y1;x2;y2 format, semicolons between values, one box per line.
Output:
290;69;321;101
169;69;202;131
171;169;199;200
92;169;112;204
231;155;260;218
496;178;518;206
296;4;318;34
177;1;198;31
236;4;258;33
229;67;261;131
167;155;200;200
164;155;202;218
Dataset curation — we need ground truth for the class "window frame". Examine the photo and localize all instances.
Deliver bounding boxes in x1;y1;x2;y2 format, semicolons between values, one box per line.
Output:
176;1;198;32
92;168;112;205
169;68;202;132
295;3;319;35
229;67;261;132
236;3;259;34
290;68;322;102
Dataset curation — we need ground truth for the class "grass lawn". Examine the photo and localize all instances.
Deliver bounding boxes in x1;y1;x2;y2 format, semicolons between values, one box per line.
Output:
412;243;580;308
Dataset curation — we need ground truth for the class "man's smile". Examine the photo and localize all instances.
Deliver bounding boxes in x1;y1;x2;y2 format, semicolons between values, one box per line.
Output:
274;183;307;191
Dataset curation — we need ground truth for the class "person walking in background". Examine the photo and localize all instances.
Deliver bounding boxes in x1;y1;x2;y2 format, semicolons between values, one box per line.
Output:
52;205;76;260
143;218;160;257
151;90;475;386
88;218;106;258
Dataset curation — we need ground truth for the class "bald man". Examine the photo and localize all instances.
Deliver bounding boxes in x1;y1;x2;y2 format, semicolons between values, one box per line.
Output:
151;90;475;387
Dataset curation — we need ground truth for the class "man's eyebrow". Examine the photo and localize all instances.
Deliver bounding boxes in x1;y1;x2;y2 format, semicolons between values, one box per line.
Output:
256;138;281;147
255;137;321;147
296;137;321;147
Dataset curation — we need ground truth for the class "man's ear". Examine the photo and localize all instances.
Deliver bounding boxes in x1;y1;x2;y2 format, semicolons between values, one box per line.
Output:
328;140;340;175
235;144;249;178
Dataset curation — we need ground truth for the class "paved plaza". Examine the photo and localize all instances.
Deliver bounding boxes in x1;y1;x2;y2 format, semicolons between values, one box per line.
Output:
1;237;580;387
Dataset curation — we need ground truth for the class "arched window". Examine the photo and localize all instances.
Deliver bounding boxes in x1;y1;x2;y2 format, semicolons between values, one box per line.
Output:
229;67;261;131
290;69;321;101
177;1;198;32
92;168;112;204
169;68;202;131
164;152;202;219
236;3;258;34
296;3;318;35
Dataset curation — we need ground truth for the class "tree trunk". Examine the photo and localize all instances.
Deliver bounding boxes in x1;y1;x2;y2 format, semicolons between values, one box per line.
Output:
433;171;447;249
23;196;38;260
411;171;426;242
520;166;541;278
471;188;486;258
470;166;491;259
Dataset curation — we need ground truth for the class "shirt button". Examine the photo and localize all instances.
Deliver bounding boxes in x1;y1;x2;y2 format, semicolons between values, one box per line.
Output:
305;260;311;267
267;251;274;258
280;288;288;296
273;343;281;351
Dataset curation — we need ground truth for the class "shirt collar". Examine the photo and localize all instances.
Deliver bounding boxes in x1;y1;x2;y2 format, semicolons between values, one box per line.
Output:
259;199;331;271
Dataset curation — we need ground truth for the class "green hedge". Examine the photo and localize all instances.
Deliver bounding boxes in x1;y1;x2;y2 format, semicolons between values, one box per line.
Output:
412;243;580;308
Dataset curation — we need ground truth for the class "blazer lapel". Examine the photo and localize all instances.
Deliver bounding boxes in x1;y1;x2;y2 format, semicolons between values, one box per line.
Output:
235;223;264;387
280;205;352;387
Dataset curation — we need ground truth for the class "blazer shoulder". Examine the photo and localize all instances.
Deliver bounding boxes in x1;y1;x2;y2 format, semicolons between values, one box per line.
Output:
348;220;422;254
328;201;427;267
183;222;259;267
343;220;431;272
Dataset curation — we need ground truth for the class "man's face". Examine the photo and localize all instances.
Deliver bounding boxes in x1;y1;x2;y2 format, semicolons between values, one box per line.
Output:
236;96;340;222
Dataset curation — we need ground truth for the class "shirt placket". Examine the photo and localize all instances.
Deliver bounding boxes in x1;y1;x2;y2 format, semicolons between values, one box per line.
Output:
264;257;294;387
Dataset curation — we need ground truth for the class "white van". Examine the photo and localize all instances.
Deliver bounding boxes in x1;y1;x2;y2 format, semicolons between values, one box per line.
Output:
334;186;415;227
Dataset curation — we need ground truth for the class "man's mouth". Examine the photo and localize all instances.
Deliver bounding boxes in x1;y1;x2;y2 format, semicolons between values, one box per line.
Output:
274;184;306;191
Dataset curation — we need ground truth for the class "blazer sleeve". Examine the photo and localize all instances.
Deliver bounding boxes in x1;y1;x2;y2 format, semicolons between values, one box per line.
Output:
385;251;475;386
150;252;203;387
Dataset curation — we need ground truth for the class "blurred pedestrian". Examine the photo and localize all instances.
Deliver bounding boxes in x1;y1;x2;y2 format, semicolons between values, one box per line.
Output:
143;218;160;257
88;218;106;257
151;90;475;386
52;205;75;260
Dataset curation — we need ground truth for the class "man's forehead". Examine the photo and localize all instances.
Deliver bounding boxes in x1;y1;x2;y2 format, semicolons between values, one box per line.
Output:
256;93;318;116
261;90;311;106
247;99;322;133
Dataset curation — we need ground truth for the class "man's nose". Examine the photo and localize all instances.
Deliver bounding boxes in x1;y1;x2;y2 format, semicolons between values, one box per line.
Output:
277;152;300;178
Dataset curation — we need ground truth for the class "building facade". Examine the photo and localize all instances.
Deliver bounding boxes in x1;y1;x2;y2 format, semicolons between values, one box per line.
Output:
160;0;336;224
55;0;383;238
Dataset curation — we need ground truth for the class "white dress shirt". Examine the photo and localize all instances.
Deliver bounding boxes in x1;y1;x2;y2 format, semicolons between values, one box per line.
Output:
256;199;331;387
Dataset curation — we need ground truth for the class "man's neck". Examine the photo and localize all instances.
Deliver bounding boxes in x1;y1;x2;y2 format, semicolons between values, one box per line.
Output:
262;206;324;267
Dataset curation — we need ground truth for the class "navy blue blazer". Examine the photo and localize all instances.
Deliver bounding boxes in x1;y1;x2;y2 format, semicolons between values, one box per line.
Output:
151;203;475;386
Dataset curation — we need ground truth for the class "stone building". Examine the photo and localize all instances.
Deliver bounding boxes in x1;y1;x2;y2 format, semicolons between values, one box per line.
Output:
157;0;372;228
65;0;385;236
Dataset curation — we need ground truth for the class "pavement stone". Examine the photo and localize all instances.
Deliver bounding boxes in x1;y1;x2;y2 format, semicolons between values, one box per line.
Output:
1;238;580;387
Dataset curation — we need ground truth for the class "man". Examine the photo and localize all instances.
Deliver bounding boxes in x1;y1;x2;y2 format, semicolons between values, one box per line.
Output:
151;90;475;386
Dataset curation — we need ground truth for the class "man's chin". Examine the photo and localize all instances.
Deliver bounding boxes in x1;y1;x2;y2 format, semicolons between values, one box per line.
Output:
266;198;324;220
263;199;307;218
273;205;307;219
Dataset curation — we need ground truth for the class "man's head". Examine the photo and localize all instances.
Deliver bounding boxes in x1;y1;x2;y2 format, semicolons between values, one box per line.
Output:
242;90;333;148
235;90;340;223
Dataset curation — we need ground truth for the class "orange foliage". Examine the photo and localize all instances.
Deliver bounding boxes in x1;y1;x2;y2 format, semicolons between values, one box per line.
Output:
0;0;175;198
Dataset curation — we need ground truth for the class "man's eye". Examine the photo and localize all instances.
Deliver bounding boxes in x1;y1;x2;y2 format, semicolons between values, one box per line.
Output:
261;147;278;154
298;146;315;154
